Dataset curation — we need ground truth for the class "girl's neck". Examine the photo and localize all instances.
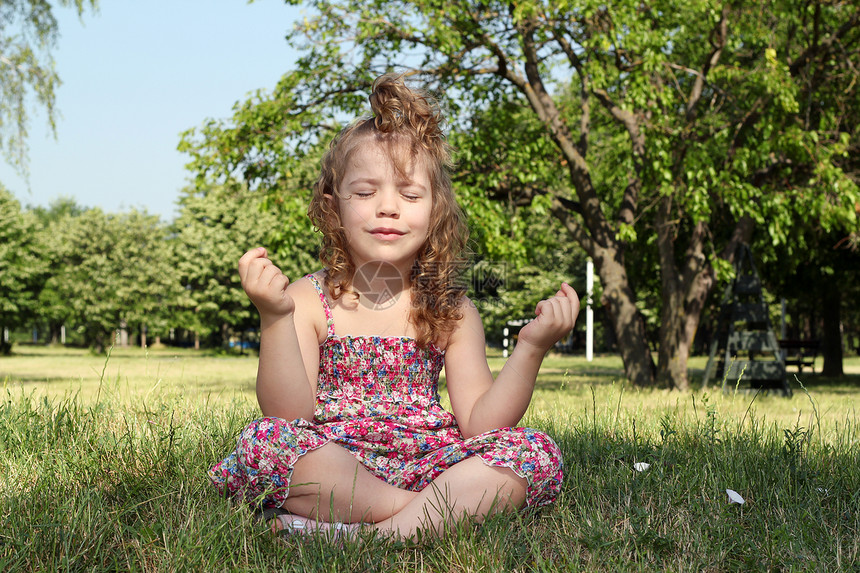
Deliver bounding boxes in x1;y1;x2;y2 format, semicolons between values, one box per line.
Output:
350;259;412;305
326;261;416;338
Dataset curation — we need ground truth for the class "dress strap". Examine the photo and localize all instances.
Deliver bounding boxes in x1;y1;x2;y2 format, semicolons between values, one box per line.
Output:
304;274;336;337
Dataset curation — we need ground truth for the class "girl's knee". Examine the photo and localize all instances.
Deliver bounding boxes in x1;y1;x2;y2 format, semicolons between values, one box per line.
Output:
511;427;563;473
234;417;318;471
475;428;563;504
242;416;301;440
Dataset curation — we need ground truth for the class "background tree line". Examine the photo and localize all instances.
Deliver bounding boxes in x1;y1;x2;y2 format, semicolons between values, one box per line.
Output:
2;0;859;389
0;184;295;353
0;174;592;355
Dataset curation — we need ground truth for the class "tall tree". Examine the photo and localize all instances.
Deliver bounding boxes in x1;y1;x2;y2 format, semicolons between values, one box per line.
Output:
0;0;97;174
182;0;860;388
42;208;177;351
30;197;87;343
0;186;45;353
759;228;860;377
171;184;317;349
449;97;592;340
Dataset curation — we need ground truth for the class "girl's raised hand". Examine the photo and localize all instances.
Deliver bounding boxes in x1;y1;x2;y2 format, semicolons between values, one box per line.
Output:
238;247;295;318
516;283;580;354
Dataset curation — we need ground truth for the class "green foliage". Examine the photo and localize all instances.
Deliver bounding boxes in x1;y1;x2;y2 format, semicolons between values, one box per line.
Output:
38;207;177;350
0;0;98;174
0;186;45;352
1;183;320;352
448;92;593;337
178;0;860;388
29;197;90;344
171;183;317;346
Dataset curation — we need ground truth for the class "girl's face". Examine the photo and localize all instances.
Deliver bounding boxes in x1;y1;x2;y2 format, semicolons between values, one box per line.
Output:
336;139;432;273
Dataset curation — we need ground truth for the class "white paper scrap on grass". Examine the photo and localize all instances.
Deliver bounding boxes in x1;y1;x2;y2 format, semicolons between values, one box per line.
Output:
726;489;745;504
633;462;651;472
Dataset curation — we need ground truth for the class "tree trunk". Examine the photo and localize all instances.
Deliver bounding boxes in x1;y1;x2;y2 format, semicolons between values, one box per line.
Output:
657;292;688;390
594;247;655;387
821;280;843;376
655;216;752;390
655;195;690;390
0;325;10;355
119;319;129;347
93;330;105;354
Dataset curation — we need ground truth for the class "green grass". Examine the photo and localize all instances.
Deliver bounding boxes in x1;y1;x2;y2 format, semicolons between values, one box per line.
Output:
2;345;859;571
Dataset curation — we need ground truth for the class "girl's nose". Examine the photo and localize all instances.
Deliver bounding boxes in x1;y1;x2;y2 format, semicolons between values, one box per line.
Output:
376;191;400;217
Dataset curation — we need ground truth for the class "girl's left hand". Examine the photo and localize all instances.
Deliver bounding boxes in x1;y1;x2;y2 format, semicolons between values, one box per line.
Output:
516;283;580;353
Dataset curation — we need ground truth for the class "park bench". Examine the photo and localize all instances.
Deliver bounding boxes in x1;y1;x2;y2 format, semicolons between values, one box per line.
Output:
779;339;820;373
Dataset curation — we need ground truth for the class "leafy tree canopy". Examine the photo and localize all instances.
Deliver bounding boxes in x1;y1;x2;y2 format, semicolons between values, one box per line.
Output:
0;185;45;352
40;207;176;351
182;0;860;389
0;0;97;174
171;182;318;347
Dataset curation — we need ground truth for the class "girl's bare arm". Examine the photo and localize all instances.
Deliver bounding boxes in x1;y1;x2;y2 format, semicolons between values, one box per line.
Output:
239;248;319;420
444;284;579;438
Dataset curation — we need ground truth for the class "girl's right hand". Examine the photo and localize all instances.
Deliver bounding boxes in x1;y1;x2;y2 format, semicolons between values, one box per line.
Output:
238;247;295;317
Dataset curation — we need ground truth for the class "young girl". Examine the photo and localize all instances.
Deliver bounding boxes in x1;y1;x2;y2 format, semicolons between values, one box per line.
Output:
209;74;580;540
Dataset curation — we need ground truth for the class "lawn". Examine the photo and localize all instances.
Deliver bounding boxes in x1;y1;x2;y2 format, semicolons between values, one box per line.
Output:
1;345;859;571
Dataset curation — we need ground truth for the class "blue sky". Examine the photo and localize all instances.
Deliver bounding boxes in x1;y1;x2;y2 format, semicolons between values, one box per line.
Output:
0;0;304;221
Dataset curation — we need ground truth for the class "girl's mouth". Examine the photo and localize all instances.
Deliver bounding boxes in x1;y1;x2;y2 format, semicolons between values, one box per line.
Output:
370;228;405;240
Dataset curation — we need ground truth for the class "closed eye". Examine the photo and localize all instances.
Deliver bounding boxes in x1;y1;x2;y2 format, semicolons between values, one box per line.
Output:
399;184;427;201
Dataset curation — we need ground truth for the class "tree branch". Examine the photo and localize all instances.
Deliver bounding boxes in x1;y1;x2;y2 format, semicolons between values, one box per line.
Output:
460;3;526;89
592;88;643;228
686;9;728;123
789;6;860;77
592;89;642;152
550;28;590;157
550;196;594;255
551;28;584;72
517;17;615;247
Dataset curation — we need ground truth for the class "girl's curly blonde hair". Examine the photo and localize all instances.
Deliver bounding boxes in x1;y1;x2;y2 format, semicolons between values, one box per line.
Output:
308;74;468;348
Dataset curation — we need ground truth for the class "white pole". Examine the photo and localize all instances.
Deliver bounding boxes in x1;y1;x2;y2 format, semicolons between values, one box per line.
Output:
61;325;66;345
586;259;594;362
502;327;509;358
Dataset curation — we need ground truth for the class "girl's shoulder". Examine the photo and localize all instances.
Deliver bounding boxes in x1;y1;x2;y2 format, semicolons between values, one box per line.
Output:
285;271;323;297
286;271;329;343
436;295;483;350
454;295;481;319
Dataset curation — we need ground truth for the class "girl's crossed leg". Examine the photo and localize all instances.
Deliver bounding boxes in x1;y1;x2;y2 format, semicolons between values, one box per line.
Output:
281;442;527;539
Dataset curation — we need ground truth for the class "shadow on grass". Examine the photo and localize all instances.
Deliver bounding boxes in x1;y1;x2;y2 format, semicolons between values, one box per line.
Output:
791;371;860;390
4;346;96;358
687;367;860;394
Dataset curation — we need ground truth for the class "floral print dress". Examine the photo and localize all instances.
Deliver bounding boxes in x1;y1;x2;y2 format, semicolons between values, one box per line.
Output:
209;274;563;510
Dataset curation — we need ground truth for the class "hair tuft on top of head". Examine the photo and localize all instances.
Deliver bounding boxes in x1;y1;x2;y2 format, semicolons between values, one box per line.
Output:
369;74;445;154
